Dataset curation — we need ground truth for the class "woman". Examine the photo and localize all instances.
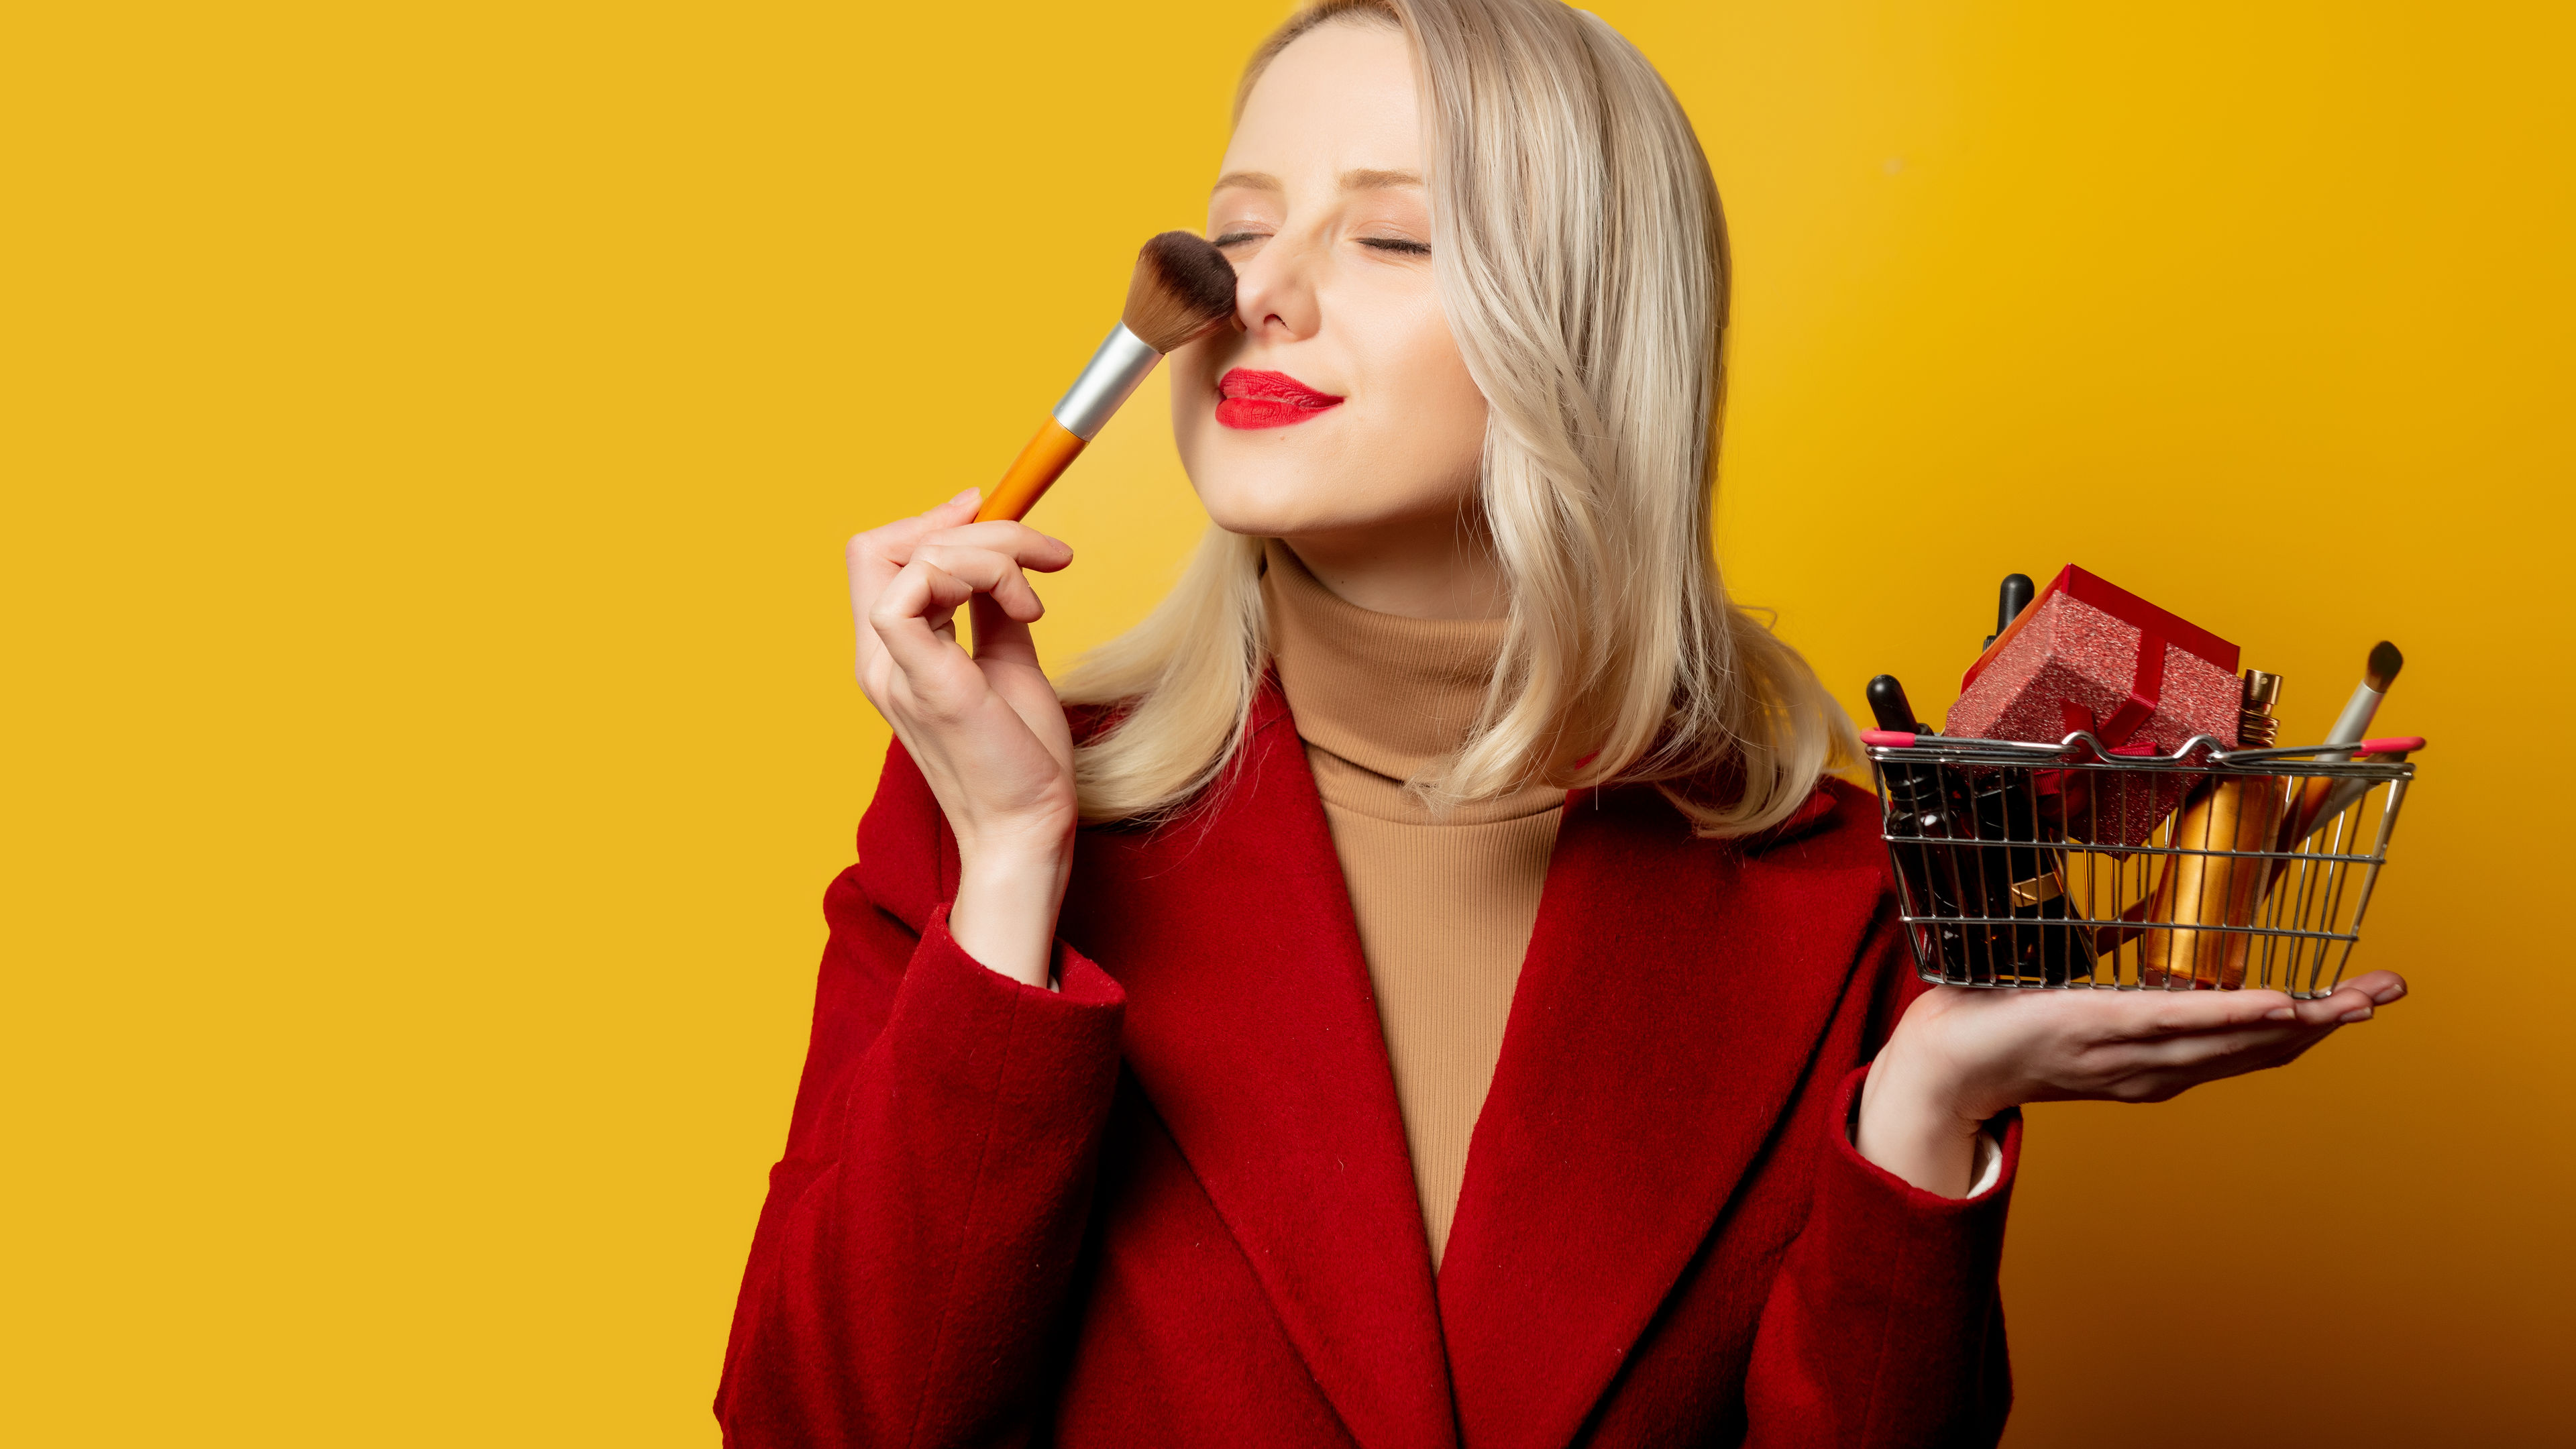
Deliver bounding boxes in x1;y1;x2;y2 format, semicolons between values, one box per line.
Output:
718;3;2406;1444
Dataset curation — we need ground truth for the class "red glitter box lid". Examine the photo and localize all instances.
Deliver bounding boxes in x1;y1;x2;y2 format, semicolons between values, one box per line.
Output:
1947;565;2242;754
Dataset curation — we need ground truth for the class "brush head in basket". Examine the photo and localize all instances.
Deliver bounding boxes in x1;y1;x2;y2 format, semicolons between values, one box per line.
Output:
1124;232;1240;354
2367;639;2404;692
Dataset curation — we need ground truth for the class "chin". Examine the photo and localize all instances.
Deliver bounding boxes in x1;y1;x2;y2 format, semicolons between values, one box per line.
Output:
1191;463;1357;538
1176;414;1344;535
1175;386;1485;540
1192;464;1479;545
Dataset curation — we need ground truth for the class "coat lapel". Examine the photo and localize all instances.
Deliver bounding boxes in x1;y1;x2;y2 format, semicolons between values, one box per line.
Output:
1434;784;1880;1449
1059;683;1458;1449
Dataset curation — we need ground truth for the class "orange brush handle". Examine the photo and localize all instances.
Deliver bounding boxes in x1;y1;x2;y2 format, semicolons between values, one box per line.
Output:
977;419;1088;523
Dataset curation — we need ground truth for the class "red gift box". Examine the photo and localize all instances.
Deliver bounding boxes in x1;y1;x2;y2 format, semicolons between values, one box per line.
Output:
1944;566;2242;845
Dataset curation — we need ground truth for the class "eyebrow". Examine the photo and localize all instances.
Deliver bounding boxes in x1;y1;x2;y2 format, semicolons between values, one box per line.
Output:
1342;168;1422;191
1210;168;1425;195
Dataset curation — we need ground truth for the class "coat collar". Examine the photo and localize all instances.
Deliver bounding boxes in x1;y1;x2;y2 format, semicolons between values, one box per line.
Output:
1059;682;1460;1449
1434;781;1882;1449
1057;681;1882;1449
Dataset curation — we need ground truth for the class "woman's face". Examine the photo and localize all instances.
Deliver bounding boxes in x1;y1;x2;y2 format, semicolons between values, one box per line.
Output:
1170;22;1490;542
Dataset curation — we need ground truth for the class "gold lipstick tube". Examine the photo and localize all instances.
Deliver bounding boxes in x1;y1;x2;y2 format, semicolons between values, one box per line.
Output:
2139;671;2290;988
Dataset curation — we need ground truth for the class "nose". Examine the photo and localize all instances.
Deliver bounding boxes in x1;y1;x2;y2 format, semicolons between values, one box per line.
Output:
1230;230;1323;343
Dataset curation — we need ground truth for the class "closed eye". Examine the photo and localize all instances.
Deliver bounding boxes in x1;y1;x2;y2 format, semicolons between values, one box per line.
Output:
1213;231;1268;248
1357;237;1430;256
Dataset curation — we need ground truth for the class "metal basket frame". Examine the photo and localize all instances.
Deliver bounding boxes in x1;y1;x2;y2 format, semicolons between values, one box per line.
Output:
1866;730;2415;998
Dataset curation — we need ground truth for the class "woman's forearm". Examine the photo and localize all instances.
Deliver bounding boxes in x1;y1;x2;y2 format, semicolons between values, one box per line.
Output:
1855;971;2410;1199
1854;1034;1986;1199
720;900;1126;1444
948;845;1072;988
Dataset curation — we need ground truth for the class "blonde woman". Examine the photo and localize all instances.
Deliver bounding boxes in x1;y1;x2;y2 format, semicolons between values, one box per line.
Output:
718;3;2406;1444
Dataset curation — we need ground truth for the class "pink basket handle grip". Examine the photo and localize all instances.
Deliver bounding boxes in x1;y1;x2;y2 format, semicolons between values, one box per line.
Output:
2358;736;2424;755
1860;729;1919;747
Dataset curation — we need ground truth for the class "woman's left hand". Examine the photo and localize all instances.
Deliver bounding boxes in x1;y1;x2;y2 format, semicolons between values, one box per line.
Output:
1857;969;2410;1197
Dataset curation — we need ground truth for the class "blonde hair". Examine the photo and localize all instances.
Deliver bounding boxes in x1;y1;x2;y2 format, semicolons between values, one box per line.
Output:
1057;0;1855;833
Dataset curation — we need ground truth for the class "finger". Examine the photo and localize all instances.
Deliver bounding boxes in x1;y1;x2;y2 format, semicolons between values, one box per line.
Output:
2101;989;2303;1040
2312;991;2381;1026
916;520;1076;573
853;488;981;558
911;544;1048;623
2119;1021;2326;1067
2269;973;2402;1027
849;545;894;682
2076;1026;2332;1101
2126;1021;2347;1095
847;490;991;577
2236;971;2404;1026
849;535;926;677
869;561;979;687
967;591;1040;669
2102;1036;2328;1093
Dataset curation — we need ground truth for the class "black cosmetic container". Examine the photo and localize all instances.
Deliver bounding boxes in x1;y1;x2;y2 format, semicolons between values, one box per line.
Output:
1867;676;1977;976
1868;673;2094;985
1956;771;2095;985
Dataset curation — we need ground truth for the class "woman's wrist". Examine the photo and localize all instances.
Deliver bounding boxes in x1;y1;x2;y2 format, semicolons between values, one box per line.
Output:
948;843;1071;989
1856;1028;1994;1199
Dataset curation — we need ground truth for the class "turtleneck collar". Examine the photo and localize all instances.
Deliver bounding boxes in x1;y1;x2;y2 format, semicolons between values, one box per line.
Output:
1260;539;1562;821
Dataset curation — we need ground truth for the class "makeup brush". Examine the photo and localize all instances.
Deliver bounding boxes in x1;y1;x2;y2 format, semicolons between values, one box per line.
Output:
2285;641;2408;841
975;231;1240;523
2323;641;2404;758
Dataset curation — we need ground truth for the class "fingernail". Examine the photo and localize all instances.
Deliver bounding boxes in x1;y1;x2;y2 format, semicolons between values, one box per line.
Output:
2265;1006;2296;1021
2338;1006;2374;1024
952;487;981;504
2373;983;2406;1005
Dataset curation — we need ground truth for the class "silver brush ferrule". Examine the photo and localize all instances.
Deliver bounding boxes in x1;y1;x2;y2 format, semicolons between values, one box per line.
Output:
1051;324;1161;441
2320;680;2383;759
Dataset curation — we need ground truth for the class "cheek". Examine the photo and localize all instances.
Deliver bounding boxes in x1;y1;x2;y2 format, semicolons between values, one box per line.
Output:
1383;296;1489;478
1163;288;1491;533
1167;338;1220;474
1168;341;1300;529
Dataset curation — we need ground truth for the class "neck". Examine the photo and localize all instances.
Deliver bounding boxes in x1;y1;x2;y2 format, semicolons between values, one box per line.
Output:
1279;508;1507;621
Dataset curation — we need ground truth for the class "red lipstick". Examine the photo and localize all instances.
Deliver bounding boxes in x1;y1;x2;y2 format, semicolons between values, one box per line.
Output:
1215;368;1345;429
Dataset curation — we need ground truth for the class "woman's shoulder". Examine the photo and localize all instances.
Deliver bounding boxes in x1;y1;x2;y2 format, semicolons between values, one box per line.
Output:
1646;767;1886;877
1637;773;1896;915
1737;774;1885;869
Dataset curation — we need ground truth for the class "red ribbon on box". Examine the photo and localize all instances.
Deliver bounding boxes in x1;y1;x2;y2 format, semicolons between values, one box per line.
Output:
2060;632;2162;754
1962;565;2238;755
1944;565;2245;848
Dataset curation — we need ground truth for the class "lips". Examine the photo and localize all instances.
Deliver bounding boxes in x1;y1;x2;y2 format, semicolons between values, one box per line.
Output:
1214;368;1346;429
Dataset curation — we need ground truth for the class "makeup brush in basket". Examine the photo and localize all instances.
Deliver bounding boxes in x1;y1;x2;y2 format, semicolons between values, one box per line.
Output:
976;232;1240;523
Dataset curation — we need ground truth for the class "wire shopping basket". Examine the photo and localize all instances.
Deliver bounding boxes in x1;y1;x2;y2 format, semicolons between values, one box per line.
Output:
1861;728;2421;997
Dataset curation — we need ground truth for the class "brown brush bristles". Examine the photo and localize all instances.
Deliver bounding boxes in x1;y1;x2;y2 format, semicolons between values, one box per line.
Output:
1124;231;1240;354
2366;639;2404;692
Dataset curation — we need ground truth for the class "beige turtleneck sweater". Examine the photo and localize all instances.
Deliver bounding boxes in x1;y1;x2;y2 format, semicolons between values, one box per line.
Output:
1260;541;1564;1269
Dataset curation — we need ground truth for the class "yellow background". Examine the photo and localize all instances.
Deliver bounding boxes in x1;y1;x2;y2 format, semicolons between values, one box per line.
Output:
9;2;2570;1444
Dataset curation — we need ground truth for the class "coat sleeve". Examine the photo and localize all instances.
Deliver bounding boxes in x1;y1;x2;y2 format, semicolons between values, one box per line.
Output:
714;746;1126;1448
1742;903;2020;1449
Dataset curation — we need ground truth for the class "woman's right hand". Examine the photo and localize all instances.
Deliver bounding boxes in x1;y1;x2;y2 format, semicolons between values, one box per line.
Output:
849;488;1077;987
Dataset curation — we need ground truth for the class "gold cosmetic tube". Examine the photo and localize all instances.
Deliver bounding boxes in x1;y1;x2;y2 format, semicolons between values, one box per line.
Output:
2139;672;2287;988
2139;775;2292;986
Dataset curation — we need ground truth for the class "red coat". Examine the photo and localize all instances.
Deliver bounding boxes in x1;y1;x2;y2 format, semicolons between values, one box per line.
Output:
718;682;2019;1448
